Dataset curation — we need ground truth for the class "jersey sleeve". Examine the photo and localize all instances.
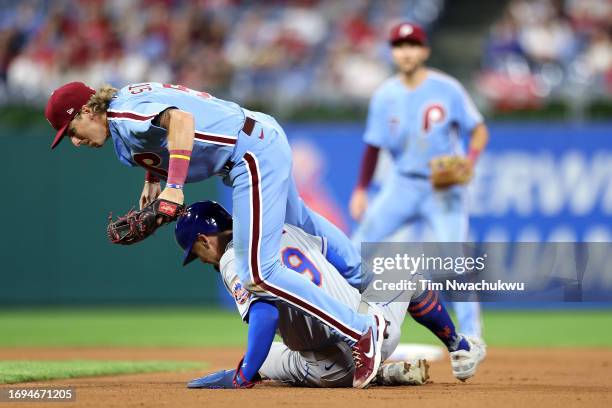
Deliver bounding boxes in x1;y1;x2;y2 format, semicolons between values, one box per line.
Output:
108;95;176;135
363;89;388;148
220;249;259;322
452;83;483;134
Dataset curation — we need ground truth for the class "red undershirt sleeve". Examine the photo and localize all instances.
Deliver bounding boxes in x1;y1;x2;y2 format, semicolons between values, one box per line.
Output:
356;144;380;189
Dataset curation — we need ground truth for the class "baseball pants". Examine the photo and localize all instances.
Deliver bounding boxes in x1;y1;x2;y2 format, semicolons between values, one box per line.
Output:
228;112;370;343
258;299;414;387
352;172;482;338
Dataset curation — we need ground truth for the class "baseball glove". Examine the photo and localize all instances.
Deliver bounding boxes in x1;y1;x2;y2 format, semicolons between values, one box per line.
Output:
107;199;185;245
429;155;473;189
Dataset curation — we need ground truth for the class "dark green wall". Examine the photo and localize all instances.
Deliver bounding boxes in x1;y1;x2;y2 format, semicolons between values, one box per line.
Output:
0;126;221;305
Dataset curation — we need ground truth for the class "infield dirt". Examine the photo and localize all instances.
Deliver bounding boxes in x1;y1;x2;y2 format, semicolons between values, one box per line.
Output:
0;347;610;408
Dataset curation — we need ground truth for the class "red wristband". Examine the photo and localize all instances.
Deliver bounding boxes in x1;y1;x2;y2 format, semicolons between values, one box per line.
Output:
145;171;160;183
167;149;192;186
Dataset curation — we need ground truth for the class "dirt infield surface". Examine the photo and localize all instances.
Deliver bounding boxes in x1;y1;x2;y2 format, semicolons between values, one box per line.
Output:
1;347;610;408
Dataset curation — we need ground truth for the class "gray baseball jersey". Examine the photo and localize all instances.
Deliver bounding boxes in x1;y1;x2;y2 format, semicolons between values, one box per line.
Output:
219;224;420;387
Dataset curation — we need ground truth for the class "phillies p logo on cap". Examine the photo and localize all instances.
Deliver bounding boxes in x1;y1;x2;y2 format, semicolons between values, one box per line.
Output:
399;24;414;37
389;21;428;46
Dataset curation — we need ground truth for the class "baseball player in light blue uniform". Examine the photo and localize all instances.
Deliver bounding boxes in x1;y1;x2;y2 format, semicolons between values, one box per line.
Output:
350;22;490;340
44;81;387;388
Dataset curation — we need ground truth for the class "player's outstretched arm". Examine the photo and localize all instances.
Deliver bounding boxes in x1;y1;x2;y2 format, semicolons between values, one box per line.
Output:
233;300;279;387
186;300;279;389
157;108;195;206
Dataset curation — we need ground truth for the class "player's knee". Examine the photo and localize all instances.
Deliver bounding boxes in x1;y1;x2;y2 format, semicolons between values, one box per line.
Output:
309;344;354;388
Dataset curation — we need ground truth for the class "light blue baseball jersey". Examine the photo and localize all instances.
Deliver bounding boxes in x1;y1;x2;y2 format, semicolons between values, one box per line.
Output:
354;69;485;338
107;82;257;182
364;70;483;176
107;82;375;344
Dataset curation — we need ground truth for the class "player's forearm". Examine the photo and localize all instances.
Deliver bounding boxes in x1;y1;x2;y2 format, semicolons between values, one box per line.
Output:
165;109;195;189
239;300;279;381
467;123;489;164
355;144;380;190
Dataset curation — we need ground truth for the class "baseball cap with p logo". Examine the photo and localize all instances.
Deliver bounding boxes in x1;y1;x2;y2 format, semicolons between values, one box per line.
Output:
45;82;96;149
389;22;428;46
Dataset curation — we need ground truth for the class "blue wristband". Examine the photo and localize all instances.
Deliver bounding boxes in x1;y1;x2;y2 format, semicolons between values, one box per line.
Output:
166;183;183;190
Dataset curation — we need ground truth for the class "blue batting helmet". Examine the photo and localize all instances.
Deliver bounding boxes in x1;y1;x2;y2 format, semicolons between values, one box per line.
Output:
175;201;233;266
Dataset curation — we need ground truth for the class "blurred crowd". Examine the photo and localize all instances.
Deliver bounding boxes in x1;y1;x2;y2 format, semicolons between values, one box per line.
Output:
2;0;608;114
0;0;443;109
478;0;611;110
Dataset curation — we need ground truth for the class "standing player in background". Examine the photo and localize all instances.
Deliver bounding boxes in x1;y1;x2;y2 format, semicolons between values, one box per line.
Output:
44;81;386;388
349;22;489;342
175;201;485;388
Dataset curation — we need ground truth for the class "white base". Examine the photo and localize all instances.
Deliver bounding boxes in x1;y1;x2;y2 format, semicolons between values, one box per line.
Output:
387;343;445;362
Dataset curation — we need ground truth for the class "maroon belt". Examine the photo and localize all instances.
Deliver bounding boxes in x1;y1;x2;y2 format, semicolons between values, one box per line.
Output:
242;117;256;136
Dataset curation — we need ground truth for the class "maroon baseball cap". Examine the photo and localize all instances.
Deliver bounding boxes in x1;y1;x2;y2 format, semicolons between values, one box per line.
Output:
45;82;96;149
389;22;428;46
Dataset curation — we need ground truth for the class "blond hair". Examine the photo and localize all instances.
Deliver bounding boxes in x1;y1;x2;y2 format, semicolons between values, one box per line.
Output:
86;85;118;114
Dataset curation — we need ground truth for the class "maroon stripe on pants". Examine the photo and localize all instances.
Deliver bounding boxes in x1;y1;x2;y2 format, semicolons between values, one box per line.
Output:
245;152;262;286
242;152;362;341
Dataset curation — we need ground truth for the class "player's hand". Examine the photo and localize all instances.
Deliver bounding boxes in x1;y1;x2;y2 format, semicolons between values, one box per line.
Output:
349;188;368;221
158;186;184;205
139;181;162;210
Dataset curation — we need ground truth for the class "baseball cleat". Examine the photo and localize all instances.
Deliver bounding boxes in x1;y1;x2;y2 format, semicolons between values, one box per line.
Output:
352;308;387;389
450;335;486;381
374;359;430;386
